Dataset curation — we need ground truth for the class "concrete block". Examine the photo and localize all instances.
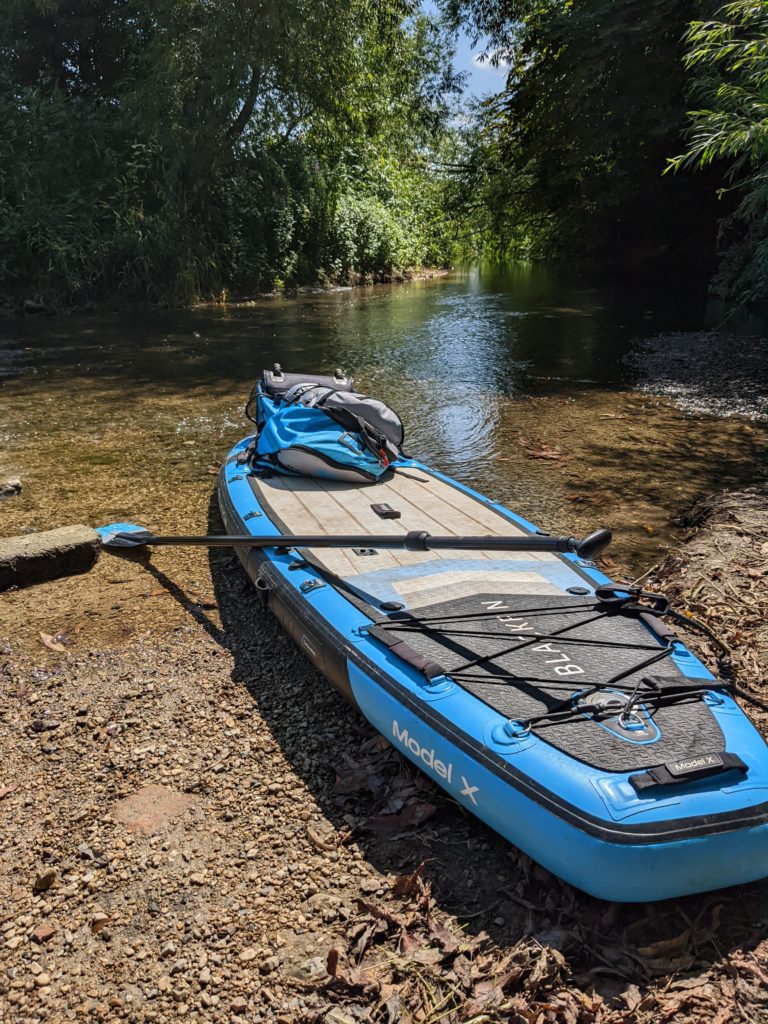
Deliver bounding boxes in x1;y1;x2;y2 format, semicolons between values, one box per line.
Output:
0;525;100;590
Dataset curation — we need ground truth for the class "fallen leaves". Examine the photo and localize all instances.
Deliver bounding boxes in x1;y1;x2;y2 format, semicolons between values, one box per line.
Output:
363;800;437;835
332;735;441;839
306;825;336;852
307;851;579;1024
39;632;67;653
523;441;571;462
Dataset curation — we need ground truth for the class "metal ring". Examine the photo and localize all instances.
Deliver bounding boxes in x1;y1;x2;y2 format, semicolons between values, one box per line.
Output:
254;577;269;592
618;710;643;729
504;719;531;739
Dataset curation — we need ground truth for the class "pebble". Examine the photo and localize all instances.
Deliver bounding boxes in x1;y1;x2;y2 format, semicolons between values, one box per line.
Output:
325;1011;356;1024
31;922;56;944
33;869;57;892
0;477;22;498
288;956;326;982
259;956;280;975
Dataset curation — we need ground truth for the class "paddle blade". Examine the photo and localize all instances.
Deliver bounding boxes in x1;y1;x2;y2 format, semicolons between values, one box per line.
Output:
96;523;154;549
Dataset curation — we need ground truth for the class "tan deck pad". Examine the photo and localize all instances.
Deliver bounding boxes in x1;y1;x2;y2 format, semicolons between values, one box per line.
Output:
392;570;562;608
250;467;560;596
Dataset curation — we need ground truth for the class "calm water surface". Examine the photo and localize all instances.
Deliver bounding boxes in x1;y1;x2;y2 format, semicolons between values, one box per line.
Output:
1;265;765;592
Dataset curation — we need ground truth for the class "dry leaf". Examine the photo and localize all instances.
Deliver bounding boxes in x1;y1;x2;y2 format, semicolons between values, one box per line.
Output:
326;948;340;977
427;915;460;953
638;929;691;959
391;861;425;898
306;826;335;852
0;784;19;800
364;800;436;834
39;632;67;653
524;444;570;461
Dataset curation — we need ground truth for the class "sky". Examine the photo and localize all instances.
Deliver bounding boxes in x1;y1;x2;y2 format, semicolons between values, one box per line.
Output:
422;1;509;99
452;29;509;98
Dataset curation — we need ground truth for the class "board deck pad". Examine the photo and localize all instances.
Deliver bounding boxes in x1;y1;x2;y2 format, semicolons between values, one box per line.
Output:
370;594;724;772
248;466;724;773
248;467;565;604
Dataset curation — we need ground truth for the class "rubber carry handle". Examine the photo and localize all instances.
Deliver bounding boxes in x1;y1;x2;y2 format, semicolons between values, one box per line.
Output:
574;528;613;560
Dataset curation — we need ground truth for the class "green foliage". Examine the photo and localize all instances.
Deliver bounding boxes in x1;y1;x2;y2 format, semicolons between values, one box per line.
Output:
0;1;461;307
443;0;723;269
669;1;768;302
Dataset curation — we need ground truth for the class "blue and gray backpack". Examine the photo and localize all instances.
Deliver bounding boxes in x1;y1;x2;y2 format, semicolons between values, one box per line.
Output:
244;367;405;484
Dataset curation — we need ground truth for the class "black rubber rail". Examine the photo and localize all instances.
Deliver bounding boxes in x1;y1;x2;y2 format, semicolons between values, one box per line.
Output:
103;527;612;560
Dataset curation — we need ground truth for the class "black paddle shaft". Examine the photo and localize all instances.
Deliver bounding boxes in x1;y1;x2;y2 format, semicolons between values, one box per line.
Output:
105;527;612;560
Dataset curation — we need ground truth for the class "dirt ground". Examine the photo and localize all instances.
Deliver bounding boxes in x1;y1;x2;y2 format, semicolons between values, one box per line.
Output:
1;490;768;1024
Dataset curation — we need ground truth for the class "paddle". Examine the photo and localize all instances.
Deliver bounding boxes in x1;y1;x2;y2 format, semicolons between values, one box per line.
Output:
97;524;613;560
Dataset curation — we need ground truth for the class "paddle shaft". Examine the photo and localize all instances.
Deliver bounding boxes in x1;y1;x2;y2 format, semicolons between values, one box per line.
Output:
106;528;612;558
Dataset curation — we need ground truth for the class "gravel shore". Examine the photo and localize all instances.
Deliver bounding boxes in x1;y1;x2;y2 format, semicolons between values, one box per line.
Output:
627;332;767;421
2;500;768;1023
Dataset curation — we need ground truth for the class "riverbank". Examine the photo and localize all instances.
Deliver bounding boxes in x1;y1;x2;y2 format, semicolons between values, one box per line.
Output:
627;332;767;421
7;269;452;318
1;489;767;1023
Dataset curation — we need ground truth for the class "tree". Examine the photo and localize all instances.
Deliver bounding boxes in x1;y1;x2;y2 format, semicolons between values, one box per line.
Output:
442;0;723;272
0;1;462;306
669;1;768;302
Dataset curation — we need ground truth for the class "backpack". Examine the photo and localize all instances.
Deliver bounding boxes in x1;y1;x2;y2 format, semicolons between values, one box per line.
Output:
246;369;405;484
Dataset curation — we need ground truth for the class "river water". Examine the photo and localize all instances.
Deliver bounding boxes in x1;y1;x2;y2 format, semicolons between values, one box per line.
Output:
1;264;765;602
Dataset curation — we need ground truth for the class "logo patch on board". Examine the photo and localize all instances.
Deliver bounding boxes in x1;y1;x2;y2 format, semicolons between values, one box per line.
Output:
667;752;723;776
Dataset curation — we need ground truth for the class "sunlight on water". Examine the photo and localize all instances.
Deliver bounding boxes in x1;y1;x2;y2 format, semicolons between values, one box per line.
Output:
1;265;764;599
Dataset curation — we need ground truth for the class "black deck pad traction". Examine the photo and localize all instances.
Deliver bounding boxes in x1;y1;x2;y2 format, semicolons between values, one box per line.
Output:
369;593;724;772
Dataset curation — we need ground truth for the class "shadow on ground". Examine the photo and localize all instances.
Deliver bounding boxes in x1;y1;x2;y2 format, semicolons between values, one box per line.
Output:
198;490;768;1017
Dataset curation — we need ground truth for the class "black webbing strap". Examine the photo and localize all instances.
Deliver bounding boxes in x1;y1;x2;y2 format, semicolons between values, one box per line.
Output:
367;623;446;680
629;751;748;793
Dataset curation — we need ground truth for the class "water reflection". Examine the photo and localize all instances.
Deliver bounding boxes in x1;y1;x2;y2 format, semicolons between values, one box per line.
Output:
0;263;764;577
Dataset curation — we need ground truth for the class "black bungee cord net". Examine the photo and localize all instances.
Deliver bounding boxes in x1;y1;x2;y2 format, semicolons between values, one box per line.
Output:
374;590;768;733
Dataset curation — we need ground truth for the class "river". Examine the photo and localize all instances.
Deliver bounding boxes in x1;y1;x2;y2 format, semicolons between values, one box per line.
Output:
1;264;764;606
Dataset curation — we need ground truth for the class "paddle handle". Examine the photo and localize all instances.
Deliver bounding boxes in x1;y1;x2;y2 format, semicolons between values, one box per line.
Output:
105;528;612;558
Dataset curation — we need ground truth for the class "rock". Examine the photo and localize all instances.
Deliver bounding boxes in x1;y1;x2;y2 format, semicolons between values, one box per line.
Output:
286;956;326;982
231;996;248;1013
325;1011;356;1024
111;785;197;835
259;955;280;975
0;478;22;499
91;911;111;934
5;935;23;950
23;299;47;314
188;872;206;886
35;972;52;987
33;868;57;892
239;947;259;963
0;525;100;591
31;923;56;944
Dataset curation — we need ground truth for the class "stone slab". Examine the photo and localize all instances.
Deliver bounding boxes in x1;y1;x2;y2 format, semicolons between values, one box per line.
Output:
0;525;100;590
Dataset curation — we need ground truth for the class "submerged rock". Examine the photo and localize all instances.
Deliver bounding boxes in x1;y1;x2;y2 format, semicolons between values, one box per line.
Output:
0;477;22;498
